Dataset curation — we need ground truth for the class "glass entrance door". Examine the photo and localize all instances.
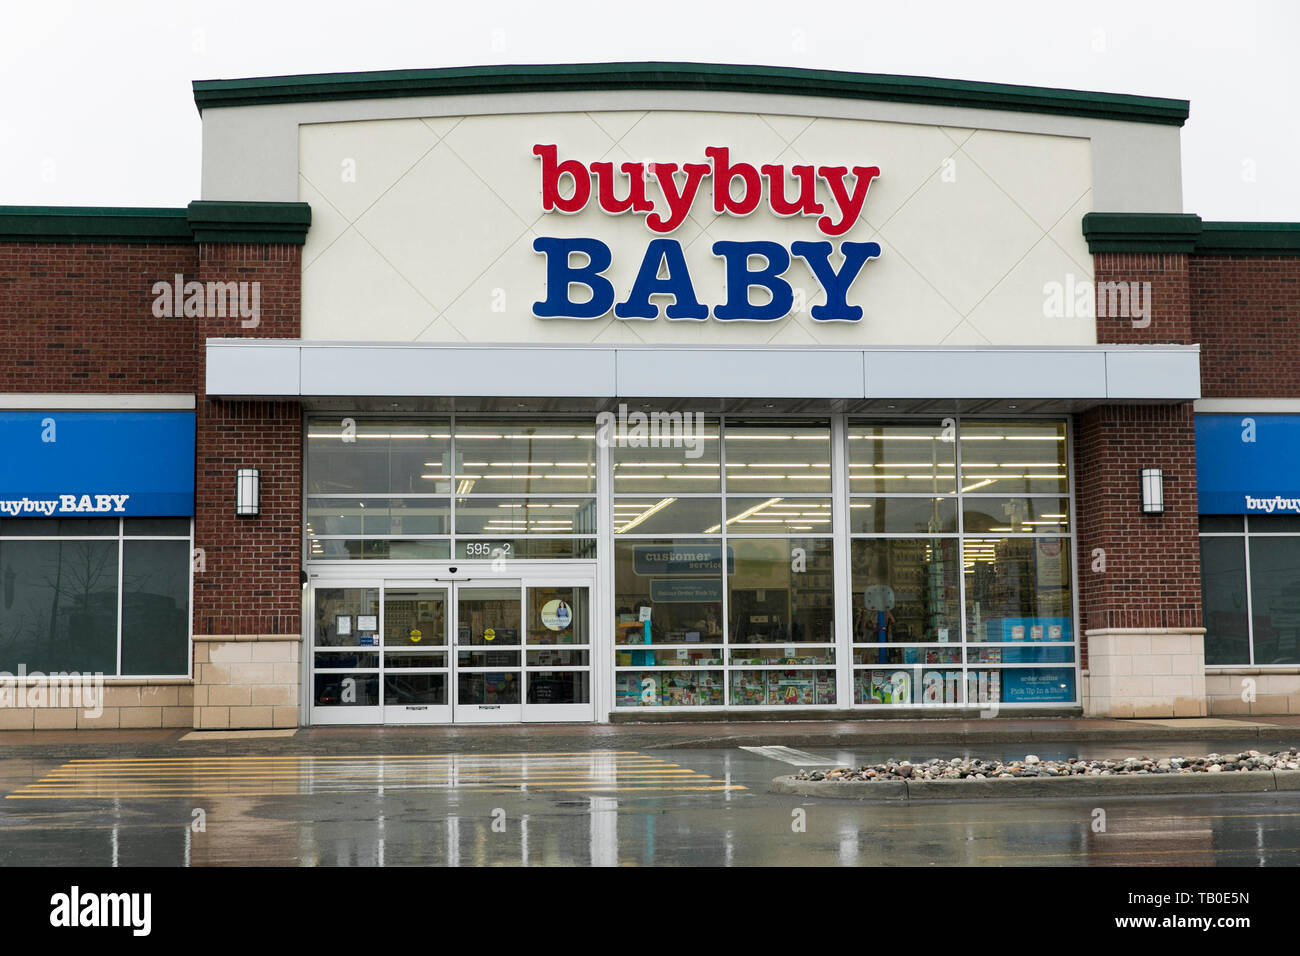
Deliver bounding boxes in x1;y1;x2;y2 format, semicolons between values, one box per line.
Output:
382;586;452;723
455;584;524;722
310;576;595;725
311;584;382;725
524;584;593;722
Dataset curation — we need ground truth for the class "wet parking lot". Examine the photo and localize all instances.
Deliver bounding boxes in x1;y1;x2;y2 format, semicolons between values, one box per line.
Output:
2;739;1299;866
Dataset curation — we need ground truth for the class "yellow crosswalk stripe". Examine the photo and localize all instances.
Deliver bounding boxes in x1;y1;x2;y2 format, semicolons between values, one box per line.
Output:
5;752;745;799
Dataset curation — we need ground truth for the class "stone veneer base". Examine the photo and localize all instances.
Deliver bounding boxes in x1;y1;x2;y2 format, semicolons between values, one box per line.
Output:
193;634;300;730
1084;627;1208;718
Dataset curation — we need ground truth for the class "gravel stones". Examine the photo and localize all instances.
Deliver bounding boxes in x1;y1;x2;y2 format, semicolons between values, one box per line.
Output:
792;747;1300;783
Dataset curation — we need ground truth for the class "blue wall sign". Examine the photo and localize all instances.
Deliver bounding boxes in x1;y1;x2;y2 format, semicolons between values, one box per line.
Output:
1000;668;1076;703
1196;414;1300;514
0;411;195;517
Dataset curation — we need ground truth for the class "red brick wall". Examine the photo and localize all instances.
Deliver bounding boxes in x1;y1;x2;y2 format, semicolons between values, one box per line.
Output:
193;243;301;351
1073;404;1202;668
0;242;198;391
192;243;303;636
1093;252;1191;344
1192;255;1300;397
193;399;302;635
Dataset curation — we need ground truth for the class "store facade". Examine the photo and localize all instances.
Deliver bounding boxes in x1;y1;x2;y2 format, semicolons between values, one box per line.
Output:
3;63;1298;728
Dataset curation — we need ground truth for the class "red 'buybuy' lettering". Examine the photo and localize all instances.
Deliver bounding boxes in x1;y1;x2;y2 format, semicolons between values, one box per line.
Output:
533;144;879;236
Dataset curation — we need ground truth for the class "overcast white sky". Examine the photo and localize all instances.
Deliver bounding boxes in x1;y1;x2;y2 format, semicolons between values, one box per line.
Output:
1;0;1297;220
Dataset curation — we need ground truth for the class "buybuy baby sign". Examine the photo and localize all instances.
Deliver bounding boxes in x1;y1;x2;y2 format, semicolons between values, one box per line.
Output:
531;144;882;322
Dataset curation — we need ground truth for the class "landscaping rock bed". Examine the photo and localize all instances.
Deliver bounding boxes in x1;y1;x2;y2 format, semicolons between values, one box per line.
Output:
792;748;1300;782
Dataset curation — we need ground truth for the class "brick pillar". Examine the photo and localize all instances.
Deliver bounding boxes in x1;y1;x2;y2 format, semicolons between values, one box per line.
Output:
1092;252;1190;343
192;242;303;730
1073;403;1205;718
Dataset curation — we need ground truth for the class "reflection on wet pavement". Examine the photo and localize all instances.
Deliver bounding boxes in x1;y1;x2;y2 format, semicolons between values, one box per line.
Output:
6;752;743;799
0;747;1297;866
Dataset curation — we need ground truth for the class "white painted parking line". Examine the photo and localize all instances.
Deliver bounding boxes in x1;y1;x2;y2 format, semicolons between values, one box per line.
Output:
740;745;839;766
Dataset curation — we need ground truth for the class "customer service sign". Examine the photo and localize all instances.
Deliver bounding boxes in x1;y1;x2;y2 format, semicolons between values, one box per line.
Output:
531;144;882;321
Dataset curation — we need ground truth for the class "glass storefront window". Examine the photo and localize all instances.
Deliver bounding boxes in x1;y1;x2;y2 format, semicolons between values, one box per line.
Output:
307;497;450;536
727;538;834;644
962;497;1071;534
615;670;724;707
455;497;596;535
849;497;956;534
614;539;724;647
1247;515;1300;534
0;539;118;674
964;537;1072;642
731;669;835;705
724;497;832;534
848;421;956;495
959;421;1067;495
306;419;452;495
851;538;961;645
724;420;831;495
124;518;192;536
0;518;117;537
454;420;596;495
307;414;1080;712
306;417;599;560
847;417;1076;708
0;519;192;677
612;416;719;494
1240;536;1300;665
121;539;190;675
1197;515;1300;666
614;497;722;535
1200;533;1249;665
454;538;595;560
309;539;452;561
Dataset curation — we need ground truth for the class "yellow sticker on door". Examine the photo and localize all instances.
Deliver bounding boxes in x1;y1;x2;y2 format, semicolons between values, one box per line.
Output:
484;627;496;642
409;628;422;643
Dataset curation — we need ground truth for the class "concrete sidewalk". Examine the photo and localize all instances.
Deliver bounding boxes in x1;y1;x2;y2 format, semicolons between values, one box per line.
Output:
0;714;1297;759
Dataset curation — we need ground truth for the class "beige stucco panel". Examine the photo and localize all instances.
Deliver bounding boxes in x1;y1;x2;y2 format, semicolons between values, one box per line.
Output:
299;110;1097;347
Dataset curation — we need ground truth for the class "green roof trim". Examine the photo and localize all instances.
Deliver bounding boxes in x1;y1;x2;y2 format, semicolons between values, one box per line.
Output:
1195;221;1300;256
1082;212;1203;253
192;61;1190;126
0;206;192;243
1084;213;1300;256
186;201;312;245
0;203;311;245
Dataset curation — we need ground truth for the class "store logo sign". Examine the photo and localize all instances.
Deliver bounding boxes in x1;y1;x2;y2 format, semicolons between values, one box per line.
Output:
531;144;882;322
0;493;130;516
1245;495;1300;514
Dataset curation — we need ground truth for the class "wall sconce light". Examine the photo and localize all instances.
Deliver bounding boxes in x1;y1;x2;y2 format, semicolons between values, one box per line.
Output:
236;468;260;517
1140;467;1164;514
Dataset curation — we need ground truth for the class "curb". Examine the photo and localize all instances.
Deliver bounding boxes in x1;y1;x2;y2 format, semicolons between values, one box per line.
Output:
658;726;1300;749
771;769;1300;801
